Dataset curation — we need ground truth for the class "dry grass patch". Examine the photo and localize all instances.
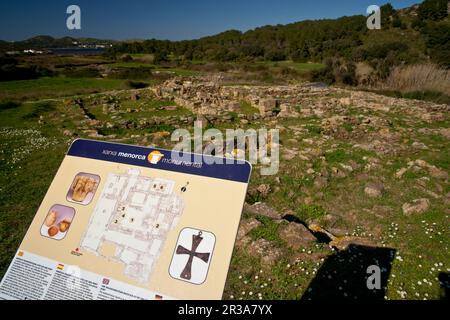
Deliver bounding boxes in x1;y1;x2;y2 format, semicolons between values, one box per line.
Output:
383;64;450;95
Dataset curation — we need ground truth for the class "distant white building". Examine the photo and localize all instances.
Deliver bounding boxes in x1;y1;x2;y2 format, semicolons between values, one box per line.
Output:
23;49;44;54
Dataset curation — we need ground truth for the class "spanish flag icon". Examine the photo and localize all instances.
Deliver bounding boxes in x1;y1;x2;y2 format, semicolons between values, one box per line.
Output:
57;264;64;271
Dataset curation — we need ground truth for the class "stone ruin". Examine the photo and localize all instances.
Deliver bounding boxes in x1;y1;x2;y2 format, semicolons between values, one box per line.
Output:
151;78;331;119
66;76;449;142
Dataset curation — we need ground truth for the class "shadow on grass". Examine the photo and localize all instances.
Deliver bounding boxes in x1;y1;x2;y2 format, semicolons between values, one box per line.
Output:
439;272;449;300
301;244;396;300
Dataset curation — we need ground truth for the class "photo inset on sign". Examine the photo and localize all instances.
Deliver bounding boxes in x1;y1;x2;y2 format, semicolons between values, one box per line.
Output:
66;172;100;205
169;228;215;285
40;204;75;240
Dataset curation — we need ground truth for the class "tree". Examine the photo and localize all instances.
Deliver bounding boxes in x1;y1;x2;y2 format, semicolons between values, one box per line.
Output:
381;3;396;27
392;15;402;28
381;3;395;17
291;42;310;63
264;48;286;62
121;54;133;62
418;0;448;21
422;22;450;67
153;51;168;65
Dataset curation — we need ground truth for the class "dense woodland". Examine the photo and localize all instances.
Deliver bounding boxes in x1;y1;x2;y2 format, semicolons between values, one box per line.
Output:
107;0;449;68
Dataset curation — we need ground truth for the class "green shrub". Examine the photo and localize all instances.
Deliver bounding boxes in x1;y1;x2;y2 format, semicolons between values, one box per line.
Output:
296;204;327;221
61;67;101;78
249;215;285;246
311;57;357;85
126;80;150;89
22;102;56;119
418;0;448;21
325;149;350;163
148;124;176;133
97;126;125;136
0;101;21;111
121;54;133;62
0;64;42;81
305;124;323;135
109;67;153;80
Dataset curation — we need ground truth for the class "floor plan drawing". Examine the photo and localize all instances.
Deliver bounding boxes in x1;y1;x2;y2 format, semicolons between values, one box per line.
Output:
80;168;184;284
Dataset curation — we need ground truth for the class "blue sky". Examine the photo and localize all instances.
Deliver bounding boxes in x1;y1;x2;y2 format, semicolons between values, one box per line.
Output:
0;0;423;41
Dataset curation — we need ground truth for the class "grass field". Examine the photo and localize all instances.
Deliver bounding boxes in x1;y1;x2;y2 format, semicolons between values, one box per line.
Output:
110;62;202;77
267;61;325;72
0;77;128;101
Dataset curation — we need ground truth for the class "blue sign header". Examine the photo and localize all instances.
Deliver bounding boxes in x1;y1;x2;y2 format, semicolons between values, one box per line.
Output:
67;139;252;183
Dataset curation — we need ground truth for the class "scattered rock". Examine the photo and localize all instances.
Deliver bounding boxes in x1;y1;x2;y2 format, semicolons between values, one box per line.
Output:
428;166;448;180
371;205;393;219
309;148;323;157
247;239;283;266
406;159;448;179
402;198;430;215
244;202;282;220
152;131;170;143
415;176;430;188
364;182;384;198
322;214;341;228
339;97;352;106
256;184;271;198
159;105;177;111
303;197;314;205
227;101;241;112
339;163;354;172
331;167;347;178
395;167;408;179
258;98;277;116
237;218;261;241
439;128;450;139
278;223;316;250
314;176;328;189
412;141;428;150
282;149;296;161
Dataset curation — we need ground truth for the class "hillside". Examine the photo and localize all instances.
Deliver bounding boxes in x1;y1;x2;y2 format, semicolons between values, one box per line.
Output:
108;0;449;68
1;1;448;69
0;35;114;51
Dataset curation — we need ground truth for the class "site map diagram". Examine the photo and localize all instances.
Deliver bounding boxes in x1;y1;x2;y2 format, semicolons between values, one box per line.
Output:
81;168;184;284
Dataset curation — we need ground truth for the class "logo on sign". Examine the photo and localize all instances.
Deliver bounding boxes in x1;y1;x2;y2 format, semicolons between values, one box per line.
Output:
148;151;164;164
